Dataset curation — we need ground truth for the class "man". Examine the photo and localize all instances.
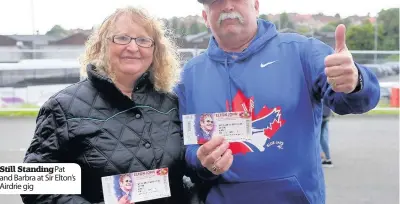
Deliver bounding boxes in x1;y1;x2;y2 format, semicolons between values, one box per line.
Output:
175;0;380;203
320;103;333;167
116;174;133;204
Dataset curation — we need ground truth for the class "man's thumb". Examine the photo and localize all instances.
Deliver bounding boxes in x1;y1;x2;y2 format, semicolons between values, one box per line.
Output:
335;24;347;52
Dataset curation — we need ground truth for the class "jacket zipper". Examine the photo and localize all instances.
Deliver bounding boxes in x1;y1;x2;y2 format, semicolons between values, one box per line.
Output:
225;57;233;112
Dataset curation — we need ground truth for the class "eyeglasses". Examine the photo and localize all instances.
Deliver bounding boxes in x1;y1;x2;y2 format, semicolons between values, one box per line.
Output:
111;35;154;48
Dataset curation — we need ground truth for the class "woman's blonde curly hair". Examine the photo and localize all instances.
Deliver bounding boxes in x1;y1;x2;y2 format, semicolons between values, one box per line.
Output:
79;6;182;93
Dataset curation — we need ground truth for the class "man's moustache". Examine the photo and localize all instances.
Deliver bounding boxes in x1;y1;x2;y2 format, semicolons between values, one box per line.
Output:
218;12;244;25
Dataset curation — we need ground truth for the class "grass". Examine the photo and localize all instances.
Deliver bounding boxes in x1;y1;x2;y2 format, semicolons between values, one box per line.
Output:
0;103;40;117
365;109;399;115
0;110;39;117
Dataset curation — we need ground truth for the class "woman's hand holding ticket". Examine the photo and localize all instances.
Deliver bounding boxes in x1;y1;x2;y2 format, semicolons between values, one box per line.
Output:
196;136;233;175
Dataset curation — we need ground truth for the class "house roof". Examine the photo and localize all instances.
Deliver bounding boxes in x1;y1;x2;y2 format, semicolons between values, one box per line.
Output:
0;35;17;46
184;31;211;42
6;35;58;45
49;32;90;45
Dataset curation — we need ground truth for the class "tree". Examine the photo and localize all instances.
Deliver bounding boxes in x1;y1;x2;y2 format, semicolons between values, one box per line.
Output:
45;25;69;37
279;12;294;29
170;17;180;36
320;24;336;32
377;8;399;50
199;24;209;33
346;21;383;50
189;22;201;35
296;25;311;34
177;21;187;36
259;14;268;21
328;18;352;28
161;19;170;29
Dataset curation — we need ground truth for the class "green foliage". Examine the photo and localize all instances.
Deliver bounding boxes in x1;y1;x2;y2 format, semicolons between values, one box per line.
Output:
279;12;294;29
346;21;378;50
188;23;201;35
324;8;399;51
259;14;268;21
320;24;336;32
45;25;69;37
387;55;400;61
296;26;311;34
377;8;399;50
328;18;352;28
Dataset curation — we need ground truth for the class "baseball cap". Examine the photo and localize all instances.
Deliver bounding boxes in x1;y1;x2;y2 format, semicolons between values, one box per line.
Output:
197;0;216;4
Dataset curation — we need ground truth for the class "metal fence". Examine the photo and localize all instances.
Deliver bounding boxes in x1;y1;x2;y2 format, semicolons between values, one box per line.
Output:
0;48;398;63
0;49;398;111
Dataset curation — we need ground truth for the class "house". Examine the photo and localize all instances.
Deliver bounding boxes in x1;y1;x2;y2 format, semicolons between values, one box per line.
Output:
0;35;20;62
177;31;211;49
0;34;59;62
312;31;335;48
279;28;335;48
40;32;89;59
0;31;92;62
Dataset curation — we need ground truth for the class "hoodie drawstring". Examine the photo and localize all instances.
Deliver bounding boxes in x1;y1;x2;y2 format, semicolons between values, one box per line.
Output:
225;57;233;112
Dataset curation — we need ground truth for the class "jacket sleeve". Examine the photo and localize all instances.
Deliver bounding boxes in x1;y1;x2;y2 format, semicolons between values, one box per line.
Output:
305;38;380;115
174;77;219;182
20;98;100;204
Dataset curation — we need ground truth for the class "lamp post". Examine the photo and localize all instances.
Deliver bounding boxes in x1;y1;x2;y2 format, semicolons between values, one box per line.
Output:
30;0;36;59
374;15;378;64
31;0;35;35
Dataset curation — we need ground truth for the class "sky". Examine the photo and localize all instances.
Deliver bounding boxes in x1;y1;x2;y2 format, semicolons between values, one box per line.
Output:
0;0;398;35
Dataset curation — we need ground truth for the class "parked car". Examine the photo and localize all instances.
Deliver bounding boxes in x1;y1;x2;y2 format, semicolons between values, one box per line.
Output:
384;61;399;75
380;86;391;100
362;64;387;78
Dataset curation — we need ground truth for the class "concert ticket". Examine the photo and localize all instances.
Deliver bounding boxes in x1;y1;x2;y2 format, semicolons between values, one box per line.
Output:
182;111;252;145
101;168;170;204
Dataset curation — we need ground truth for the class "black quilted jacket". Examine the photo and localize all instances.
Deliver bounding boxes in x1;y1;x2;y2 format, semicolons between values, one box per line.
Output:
21;64;189;204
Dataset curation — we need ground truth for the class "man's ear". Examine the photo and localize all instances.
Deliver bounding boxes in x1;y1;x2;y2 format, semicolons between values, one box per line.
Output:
202;10;210;28
254;0;260;15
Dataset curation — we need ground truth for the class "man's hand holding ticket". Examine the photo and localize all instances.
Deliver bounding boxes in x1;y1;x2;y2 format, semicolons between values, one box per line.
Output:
182;111;253;175
182;111;252;145
197;136;233;175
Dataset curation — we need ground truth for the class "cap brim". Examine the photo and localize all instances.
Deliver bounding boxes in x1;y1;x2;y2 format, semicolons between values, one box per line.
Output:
198;0;216;4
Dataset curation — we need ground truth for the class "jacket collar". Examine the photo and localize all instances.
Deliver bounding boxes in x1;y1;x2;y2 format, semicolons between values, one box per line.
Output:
86;63;152;100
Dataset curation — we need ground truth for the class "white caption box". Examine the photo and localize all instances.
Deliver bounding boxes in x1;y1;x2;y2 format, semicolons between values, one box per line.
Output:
101;168;171;204
182;111;252;145
0;163;81;194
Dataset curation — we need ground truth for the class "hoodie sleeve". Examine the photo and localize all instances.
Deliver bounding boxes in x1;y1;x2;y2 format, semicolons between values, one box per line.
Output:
174;71;219;182
304;38;380;115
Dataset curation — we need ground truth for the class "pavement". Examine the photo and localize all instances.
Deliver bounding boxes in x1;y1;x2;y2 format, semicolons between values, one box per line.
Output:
0;116;398;204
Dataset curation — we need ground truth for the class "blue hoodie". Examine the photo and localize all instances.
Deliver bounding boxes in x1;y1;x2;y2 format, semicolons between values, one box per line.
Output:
175;19;380;204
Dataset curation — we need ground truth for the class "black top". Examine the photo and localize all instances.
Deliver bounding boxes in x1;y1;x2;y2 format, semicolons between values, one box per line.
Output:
21;64;188;204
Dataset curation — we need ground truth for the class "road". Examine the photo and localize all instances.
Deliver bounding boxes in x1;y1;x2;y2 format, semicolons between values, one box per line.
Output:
0;116;398;204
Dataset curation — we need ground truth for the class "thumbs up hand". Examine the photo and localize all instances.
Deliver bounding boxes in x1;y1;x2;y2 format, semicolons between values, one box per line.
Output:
324;24;359;94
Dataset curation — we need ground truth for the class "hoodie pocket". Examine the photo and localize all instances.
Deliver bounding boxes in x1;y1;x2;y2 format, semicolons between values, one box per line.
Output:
206;176;310;204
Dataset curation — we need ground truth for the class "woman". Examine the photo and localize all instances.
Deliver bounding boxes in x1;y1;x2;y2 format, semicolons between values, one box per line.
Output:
21;6;188;204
